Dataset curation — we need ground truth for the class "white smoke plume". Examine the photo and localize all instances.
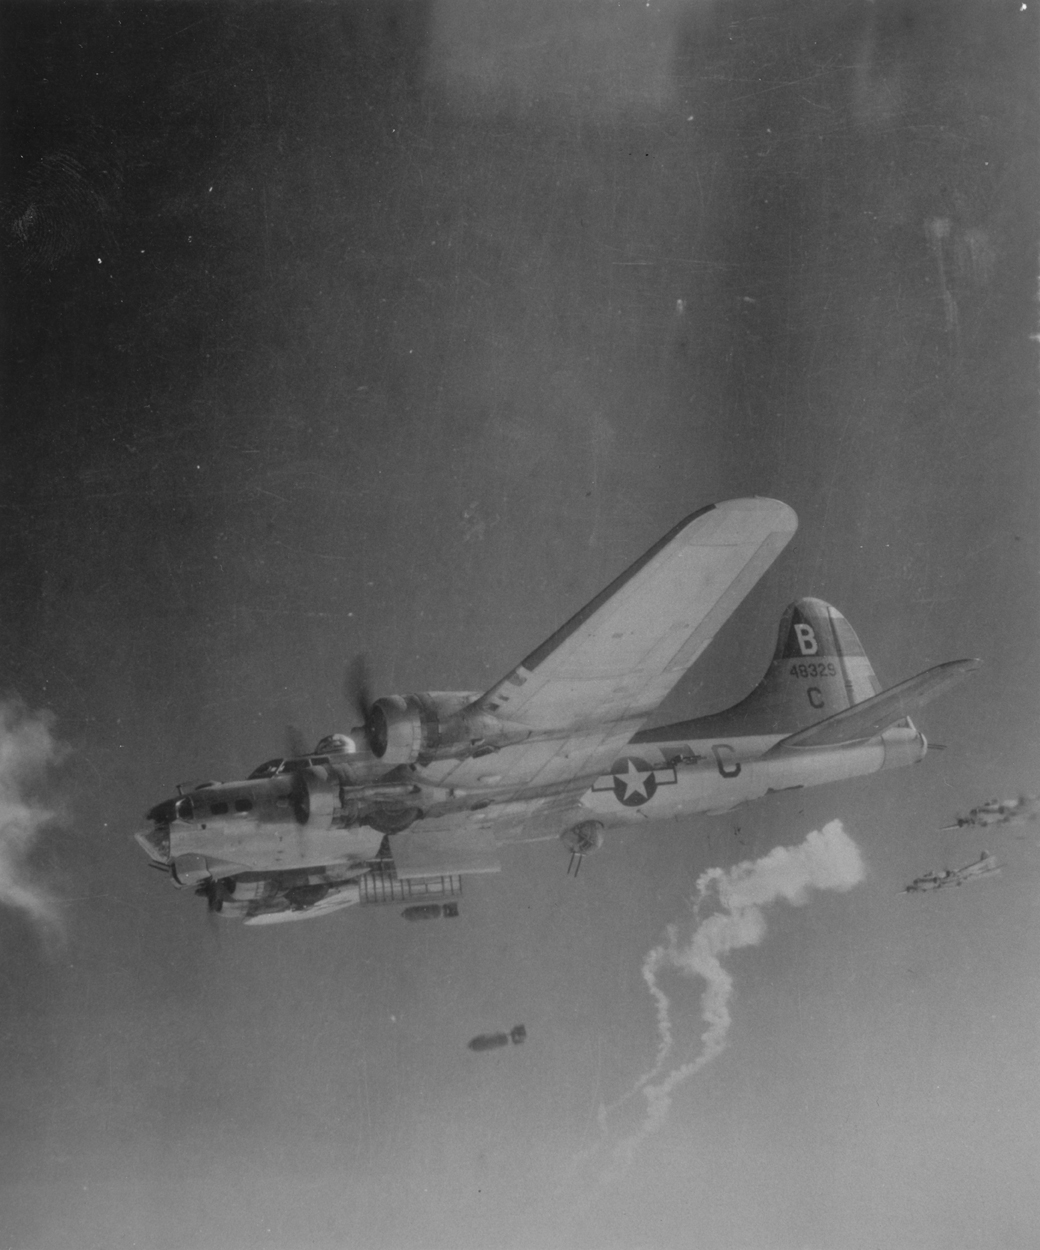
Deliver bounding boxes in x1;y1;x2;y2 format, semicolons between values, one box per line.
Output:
0;699;67;941
599;820;865;1183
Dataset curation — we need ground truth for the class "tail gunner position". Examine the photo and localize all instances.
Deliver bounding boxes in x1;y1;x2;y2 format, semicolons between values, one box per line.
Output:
136;499;977;924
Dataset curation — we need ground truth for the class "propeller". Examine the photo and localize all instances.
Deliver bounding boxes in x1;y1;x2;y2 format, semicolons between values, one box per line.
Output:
343;652;387;755
343;654;374;729
284;723;310;760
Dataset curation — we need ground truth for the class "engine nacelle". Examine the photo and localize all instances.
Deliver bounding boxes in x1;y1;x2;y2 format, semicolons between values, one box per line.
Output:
368;691;528;765
369;695;427;765
291;769;340;825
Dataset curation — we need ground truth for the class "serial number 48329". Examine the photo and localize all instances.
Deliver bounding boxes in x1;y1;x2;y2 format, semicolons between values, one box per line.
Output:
789;661;837;678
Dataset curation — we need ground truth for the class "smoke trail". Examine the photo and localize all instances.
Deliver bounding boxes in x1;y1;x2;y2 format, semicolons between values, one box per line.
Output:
601;820;864;1182
0;699;67;941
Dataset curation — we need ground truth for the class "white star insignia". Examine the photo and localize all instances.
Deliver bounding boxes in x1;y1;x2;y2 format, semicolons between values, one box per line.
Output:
617;759;651;800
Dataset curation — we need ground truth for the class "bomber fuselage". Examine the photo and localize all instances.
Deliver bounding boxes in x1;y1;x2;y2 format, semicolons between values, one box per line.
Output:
139;721;927;886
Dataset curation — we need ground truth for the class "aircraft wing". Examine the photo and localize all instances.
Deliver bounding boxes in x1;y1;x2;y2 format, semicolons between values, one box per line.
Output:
432;500;796;807
768;657;980;752
391;813;503;878
390;794;581;879
959;853;1000;881
475;498;797;731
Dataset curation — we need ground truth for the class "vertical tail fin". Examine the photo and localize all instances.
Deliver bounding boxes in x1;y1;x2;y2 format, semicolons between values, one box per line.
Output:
653;598;884;739
775;596;882;709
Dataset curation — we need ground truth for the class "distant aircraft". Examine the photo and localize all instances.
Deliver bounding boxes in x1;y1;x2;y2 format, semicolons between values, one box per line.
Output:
904;851;1001;893
943;795;1040;830
135;498;979;923
468;1025;526;1052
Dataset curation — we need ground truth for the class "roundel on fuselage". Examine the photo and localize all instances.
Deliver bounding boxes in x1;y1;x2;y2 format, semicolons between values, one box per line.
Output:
610;757;657;806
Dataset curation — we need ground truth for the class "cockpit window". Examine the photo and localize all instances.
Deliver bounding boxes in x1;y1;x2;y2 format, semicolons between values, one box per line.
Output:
247;759;285;779
209;801;229;816
175;797;194;821
234;798;254;813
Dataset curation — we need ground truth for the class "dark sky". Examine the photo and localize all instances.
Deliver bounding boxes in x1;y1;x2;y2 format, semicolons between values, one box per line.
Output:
2;3;1038;1248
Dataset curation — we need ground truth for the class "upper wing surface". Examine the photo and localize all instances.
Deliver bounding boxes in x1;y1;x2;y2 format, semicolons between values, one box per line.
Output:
477;498;797;732
429;499;796;803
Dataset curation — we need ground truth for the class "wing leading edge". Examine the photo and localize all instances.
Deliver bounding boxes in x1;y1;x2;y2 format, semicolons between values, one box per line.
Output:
476;498;798;732
393;500;797;877
432;499;797;806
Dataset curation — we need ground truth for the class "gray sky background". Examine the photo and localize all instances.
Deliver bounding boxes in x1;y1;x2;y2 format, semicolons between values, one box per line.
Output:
2;2;1038;1248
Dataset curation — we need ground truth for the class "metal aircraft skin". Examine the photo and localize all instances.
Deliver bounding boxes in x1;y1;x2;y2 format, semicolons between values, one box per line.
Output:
903;851;1001;893
943;794;1040;830
134;498;980;924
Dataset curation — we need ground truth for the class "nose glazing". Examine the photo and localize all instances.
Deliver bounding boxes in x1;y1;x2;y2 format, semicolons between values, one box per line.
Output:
135;825;171;863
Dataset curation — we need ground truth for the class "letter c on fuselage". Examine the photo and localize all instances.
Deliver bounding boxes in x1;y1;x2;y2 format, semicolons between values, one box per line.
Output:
712;744;742;778
807;686;824;709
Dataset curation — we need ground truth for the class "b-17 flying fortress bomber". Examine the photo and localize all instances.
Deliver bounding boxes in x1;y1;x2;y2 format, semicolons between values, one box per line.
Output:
943;794;1040;831
136;498;979;924
903;852;1001;894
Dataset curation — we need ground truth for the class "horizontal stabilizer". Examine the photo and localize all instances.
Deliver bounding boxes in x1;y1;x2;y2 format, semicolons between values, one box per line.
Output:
768;658;980;751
